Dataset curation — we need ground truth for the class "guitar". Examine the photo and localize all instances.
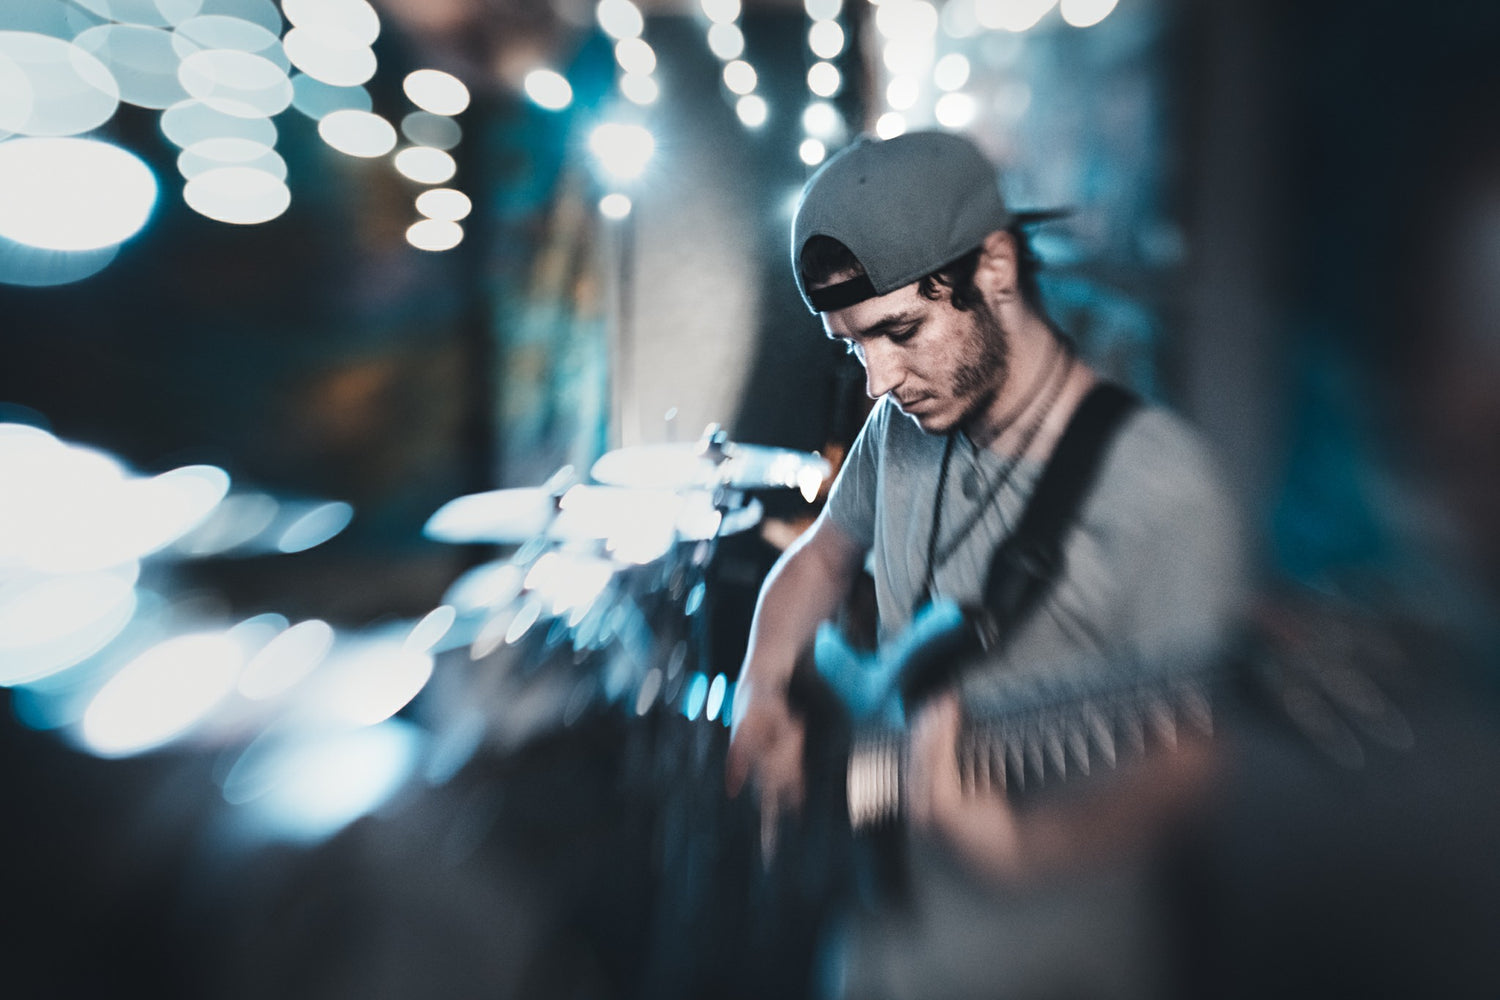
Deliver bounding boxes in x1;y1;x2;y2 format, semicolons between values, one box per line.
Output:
794;597;1414;837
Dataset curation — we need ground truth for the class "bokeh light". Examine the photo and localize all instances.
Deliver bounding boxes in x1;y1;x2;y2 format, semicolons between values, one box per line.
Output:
0;564;139;687
282;26;376;87
169;490;280;556
281;0;380;47
0;137;156;252
707;22;744;60
524;68;572;110
72;0;199;28
886;75;919;110
171;15;287;70
736;93;768;128
934;52;971;91
161;96;278;146
403;68;469;115
80;630;245;757
614;37;656;76
700;0;741;24
406;218;464;251
400;110;461;149
415;187;472;222
276;500;354;553
393;146;457;184
934;91;978;128
178;137;286;181
404;605;457;654
314;639;433;727
1060;0;1119;27
807;61;840;97
0;31;120;137
723;59;757;95
182;165;290;224
977;0;1057;32
808;20;845;59
706;673;728;721
238;618;334;700
599;192;633;219
75;24;189;110
588;122;655;180
316;107;396;156
177;48;293;117
876;111;907;138
620;72;659;106
221;721;423;843
596;0;644;40
802;101;841;138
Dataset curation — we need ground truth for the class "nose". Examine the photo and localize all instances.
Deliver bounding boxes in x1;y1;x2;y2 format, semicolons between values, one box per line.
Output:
861;339;904;400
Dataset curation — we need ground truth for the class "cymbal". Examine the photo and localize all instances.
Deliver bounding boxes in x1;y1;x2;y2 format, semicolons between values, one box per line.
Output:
423;487;559;544
676;492;763;541
424;485;763;547
591;441;830;497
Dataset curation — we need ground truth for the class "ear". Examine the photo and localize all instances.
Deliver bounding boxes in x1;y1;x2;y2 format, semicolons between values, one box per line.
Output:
974;230;1020;303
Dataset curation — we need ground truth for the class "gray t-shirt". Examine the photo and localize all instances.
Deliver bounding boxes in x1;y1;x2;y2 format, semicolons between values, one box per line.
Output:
823;390;1246;715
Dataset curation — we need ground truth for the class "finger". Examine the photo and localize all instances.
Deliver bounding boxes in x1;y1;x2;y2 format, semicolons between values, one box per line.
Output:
725;708;770;798
909;693;963;828
778;718;807;811
760;797;779;865
927;694;963;789
725;738;749;798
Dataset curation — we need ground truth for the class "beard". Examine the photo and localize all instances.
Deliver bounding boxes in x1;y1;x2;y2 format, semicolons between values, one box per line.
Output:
951;297;1010;428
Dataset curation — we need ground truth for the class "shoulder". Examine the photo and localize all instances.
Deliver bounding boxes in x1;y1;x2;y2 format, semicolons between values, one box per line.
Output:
1089;398;1241;533
1113;401;1218;473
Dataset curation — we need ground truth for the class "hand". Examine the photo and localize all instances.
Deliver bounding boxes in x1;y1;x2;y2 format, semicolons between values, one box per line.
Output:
908;692;1218;884
726;679;806;861
906;692;1025;880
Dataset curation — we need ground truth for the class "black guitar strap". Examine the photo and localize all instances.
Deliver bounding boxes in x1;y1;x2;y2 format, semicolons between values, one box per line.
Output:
899;381;1141;707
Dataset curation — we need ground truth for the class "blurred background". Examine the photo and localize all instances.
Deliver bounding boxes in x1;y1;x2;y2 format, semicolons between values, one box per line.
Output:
3;0;1500;996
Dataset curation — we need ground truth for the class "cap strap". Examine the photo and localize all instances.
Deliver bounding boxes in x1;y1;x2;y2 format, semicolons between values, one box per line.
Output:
807;273;878;312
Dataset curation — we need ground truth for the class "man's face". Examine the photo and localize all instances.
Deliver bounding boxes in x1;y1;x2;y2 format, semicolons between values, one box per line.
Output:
821;279;1009;436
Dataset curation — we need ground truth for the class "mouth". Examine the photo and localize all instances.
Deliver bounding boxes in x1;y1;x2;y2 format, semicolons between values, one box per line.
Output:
894;395;930;414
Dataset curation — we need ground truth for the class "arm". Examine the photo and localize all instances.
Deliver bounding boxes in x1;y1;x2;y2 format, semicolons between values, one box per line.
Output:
725;512;865;849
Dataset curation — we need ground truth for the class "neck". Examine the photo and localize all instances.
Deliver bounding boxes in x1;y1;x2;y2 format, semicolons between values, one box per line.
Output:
965;311;1089;454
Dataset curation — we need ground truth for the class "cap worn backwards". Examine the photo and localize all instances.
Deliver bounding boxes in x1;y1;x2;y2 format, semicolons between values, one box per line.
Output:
791;129;1059;314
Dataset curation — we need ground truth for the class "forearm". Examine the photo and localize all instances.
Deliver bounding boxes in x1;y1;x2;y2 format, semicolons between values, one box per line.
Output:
739;516;862;695
726;515;864;811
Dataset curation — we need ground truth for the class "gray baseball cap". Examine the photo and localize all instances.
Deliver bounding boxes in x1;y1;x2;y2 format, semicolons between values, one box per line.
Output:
791;129;1063;313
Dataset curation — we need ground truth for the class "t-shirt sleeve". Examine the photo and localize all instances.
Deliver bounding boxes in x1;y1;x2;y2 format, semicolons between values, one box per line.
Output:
821;397;885;551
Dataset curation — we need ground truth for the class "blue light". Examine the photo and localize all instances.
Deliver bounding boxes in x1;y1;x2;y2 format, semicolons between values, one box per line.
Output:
222;720;425;844
683;672;709;721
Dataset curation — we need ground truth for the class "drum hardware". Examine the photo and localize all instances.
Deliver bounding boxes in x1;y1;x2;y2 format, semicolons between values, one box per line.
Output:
590;425;831;499
421;429;828;739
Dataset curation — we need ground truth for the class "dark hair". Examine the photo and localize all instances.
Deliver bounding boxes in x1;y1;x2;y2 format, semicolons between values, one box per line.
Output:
799;227;1047;313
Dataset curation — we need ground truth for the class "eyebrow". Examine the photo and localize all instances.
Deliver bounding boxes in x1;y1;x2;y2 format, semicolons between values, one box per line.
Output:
826;309;924;341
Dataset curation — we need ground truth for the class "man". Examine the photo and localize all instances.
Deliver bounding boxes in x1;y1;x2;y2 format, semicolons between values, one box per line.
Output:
725;129;1245;997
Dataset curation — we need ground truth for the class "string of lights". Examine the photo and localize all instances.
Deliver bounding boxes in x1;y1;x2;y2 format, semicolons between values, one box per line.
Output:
799;0;847;166
0;0;480;281
0;0;1128;283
